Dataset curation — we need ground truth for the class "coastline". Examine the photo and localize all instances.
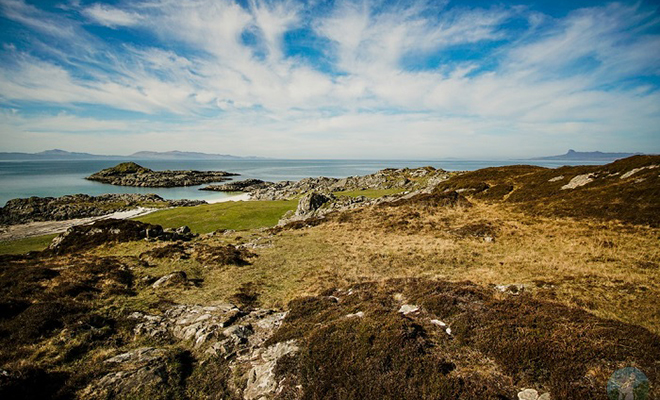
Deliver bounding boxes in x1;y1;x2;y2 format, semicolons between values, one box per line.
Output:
0;193;253;242
0;207;157;242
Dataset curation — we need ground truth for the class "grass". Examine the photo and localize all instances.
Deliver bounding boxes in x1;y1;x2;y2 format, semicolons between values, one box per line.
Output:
130;200;659;335
134;199;297;233
333;188;406;198
0;234;57;255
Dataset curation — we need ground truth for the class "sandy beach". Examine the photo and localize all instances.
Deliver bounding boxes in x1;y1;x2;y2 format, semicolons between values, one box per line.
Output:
207;193;252;203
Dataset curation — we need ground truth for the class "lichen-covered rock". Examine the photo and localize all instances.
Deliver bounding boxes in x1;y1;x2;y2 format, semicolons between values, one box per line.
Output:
81;347;173;399
243;340;299;400
151;271;188;289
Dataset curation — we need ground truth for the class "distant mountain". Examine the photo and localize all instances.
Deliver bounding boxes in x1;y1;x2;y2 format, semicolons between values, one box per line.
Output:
0;149;121;160
0;149;262;161
535;149;643;161
129;151;261;160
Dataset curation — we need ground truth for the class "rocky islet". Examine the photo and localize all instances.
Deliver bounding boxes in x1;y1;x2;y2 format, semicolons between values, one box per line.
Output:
86;162;239;187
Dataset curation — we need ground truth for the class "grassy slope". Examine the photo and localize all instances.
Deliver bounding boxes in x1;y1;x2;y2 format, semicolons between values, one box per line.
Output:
0;234;57;255
135;200;297;233
102;200;660;335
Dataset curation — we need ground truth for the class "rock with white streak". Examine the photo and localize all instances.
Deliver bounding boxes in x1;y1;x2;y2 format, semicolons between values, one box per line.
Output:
243;340;299;400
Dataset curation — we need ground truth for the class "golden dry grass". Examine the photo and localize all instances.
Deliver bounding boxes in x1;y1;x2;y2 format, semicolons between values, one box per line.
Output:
102;199;659;335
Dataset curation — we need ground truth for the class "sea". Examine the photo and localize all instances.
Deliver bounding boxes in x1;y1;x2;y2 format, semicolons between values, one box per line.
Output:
0;158;608;207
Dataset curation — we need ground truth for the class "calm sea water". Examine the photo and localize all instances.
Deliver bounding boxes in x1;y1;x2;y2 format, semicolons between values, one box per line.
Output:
0;158;606;206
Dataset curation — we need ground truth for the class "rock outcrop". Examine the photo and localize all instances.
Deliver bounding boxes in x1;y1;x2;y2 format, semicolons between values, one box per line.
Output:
0;193;204;225
200;179;273;192
47;219;195;255
251;167;452;200
86;162;238;187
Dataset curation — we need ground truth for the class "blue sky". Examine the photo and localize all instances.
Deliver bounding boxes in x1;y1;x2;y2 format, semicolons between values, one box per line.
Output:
0;0;658;159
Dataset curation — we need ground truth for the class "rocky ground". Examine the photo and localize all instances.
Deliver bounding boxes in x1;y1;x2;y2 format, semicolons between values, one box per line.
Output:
86;162;238;187
200;179;273;192
247;166;453;200
0;193;204;226
1;156;659;400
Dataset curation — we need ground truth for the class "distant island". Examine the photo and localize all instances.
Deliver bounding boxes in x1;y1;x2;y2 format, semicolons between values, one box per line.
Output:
86;162;238;187
0;149;263;161
535;149;643;161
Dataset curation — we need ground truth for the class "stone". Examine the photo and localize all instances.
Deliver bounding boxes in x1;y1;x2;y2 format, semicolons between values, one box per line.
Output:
295;191;335;217
175;225;190;234
244;340;299;400
82;347;170;399
561;173;595;190
620;164;658;179
538;394;551;400
430;319;446;327
345;311;364;318
151;271;188;288
518;388;539;400
494;284;526;295
104;347;166;365
223;324;254;344
398;304;419;314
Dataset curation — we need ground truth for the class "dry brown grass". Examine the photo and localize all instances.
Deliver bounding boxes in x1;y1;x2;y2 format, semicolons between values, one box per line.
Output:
76;197;659;335
229;201;660;334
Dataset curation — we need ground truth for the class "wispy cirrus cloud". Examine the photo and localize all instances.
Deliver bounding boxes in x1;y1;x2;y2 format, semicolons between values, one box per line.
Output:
83;3;142;28
0;0;658;158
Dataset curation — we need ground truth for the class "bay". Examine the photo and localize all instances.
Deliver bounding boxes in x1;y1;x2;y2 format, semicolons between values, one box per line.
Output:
0;158;608;206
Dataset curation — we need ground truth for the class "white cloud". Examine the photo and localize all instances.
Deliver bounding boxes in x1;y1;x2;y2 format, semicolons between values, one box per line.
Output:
0;0;658;157
83;3;142;28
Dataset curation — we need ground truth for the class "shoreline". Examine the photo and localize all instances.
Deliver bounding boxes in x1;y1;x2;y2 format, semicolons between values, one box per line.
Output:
0;207;158;242
0;193;253;242
207;193;252;203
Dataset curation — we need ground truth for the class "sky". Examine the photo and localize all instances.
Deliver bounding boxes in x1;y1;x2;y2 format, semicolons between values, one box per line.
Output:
0;0;659;159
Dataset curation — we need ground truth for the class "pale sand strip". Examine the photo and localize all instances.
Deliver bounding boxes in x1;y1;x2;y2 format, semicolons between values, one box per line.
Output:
0;207;157;242
206;193;252;203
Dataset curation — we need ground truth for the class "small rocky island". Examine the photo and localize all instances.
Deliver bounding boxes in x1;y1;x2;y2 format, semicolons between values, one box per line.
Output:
86;162;238;187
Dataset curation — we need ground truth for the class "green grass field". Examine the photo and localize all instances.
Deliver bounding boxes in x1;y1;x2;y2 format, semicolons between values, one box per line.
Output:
333;188;406;198
0;234;57;255
135;200;297;233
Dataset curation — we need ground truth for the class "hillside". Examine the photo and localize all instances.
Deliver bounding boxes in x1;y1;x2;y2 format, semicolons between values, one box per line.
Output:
0;156;658;400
